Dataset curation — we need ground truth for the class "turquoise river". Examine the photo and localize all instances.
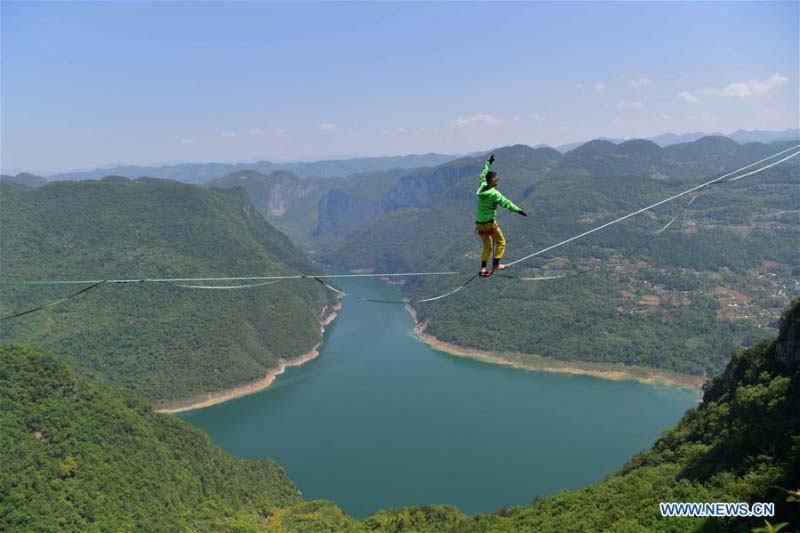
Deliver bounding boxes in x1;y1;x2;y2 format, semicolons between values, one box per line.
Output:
182;278;699;518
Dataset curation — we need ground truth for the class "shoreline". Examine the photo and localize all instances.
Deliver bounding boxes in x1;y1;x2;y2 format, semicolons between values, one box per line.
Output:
404;304;706;392
157;301;341;414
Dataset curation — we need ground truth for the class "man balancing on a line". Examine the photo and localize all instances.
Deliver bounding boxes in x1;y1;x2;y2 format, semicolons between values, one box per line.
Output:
476;153;527;278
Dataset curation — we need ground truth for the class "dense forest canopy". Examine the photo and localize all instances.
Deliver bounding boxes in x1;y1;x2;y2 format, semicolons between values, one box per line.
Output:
0;178;335;404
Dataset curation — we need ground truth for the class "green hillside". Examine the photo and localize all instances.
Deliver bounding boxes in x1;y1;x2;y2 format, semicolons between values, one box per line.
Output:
0;178;334;405
320;140;800;377
0;344;305;532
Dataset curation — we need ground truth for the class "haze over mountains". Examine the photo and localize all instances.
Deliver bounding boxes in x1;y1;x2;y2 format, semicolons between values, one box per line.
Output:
42;153;460;185
3;128;796;186
183;134;800;250
0;172;47;188
554;128;800;153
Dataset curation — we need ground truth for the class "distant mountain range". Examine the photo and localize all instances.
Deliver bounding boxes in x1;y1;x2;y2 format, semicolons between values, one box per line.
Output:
0;172;48;188
44;153;460;184
198;135;799;247
555;128;800;152
4;129;795;186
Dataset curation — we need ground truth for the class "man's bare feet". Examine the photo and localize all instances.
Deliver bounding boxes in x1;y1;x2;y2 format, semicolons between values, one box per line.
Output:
492;263;507;272
479;267;492;278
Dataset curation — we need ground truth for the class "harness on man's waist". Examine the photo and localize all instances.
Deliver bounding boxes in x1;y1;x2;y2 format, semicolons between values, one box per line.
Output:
476;221;497;236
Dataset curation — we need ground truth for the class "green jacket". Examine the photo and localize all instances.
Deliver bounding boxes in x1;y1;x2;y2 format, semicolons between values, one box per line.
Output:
476;160;521;223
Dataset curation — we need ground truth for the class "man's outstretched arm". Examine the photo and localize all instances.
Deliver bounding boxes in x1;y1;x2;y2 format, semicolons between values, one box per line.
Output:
478;153;495;190
493;189;525;215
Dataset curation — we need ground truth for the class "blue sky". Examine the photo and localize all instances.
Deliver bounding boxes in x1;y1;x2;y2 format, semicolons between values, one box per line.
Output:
1;1;797;174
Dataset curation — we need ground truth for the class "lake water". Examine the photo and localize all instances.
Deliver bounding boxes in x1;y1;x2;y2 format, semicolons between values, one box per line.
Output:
181;277;699;518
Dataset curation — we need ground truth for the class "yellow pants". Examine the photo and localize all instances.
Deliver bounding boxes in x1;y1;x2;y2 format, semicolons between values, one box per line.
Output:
476;221;506;262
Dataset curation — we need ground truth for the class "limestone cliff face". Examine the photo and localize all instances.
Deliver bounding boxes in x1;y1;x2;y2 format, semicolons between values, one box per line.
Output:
313;161;480;237
312;190;382;238
207;170;318;218
263;172;318;217
379;162;480;211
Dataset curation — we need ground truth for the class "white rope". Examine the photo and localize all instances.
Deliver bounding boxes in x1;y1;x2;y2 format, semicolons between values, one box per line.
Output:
0;271;461;286
725;151;799;181
415;283;471;302
504;146;800;268
170;280;284;290
656;193;699;235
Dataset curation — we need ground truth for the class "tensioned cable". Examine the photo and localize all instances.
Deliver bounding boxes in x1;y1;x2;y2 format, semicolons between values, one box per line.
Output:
168;279;285;290
503;145;800;268
509;192;701;282
311;273;480;304
0;279;286;320
0;271;461;286
0;273;460;319
500;145;798;279
1;145;797;318
0;281;107;321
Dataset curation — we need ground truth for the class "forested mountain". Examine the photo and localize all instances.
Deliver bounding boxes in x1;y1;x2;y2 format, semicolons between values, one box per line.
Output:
317;137;799;249
556;128;800;152
0;344;305;531
5;300;797;531
47;153;459;184
319;138;800;378
0;178;334;405
553;136;797;179
0;172;47;188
